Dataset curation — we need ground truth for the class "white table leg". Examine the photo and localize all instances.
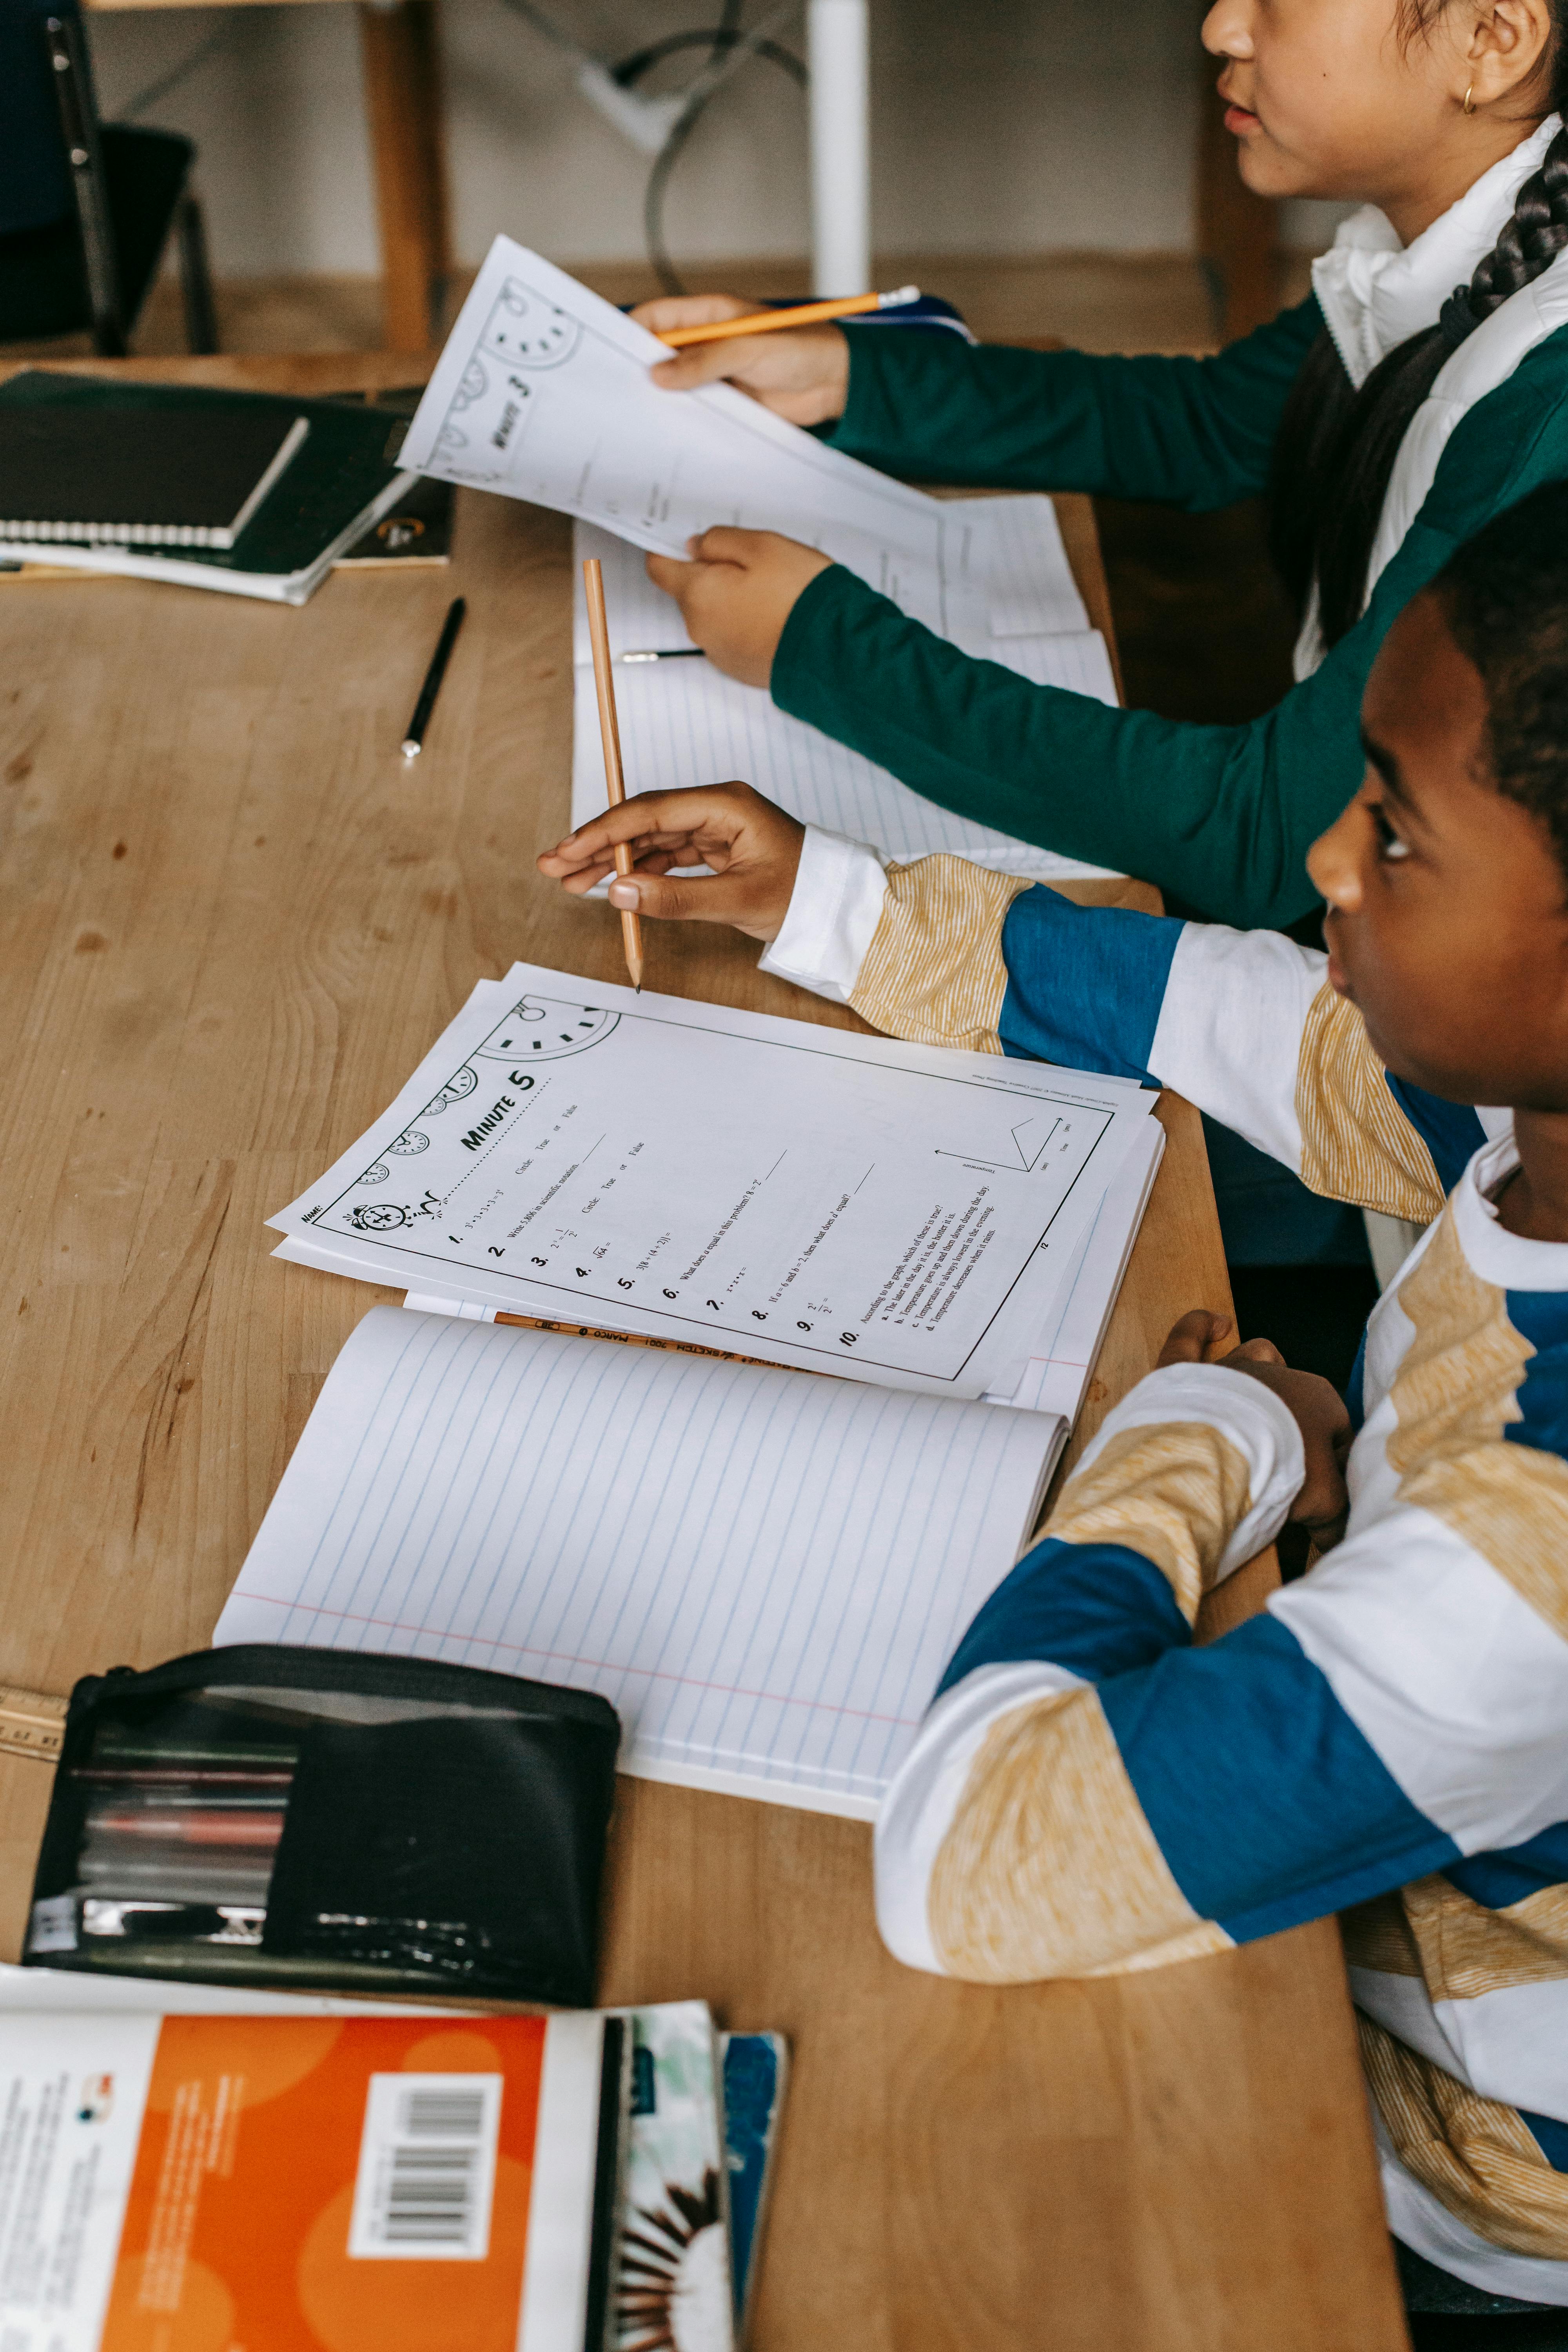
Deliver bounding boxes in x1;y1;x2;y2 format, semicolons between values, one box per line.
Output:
808;0;871;296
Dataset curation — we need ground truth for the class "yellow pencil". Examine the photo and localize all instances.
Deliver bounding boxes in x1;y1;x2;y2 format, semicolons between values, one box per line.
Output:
656;285;920;348
581;556;644;993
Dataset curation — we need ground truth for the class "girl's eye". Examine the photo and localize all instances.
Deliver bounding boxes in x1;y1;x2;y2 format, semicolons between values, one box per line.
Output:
1372;803;1410;863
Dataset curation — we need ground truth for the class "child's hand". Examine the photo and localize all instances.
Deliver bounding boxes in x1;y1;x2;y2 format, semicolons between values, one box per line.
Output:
631;295;851;426
645;530;832;688
1158;1309;1352;1547
537;784;805;942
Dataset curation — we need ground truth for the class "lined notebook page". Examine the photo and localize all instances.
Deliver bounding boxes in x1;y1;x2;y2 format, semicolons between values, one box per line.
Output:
217;1308;1056;1818
571;522;1120;881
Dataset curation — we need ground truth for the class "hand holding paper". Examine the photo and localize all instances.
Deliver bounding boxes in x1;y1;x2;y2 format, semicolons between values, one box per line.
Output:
644;527;833;689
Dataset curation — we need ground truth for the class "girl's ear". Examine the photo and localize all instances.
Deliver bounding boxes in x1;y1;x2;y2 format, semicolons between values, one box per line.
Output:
1463;0;1556;108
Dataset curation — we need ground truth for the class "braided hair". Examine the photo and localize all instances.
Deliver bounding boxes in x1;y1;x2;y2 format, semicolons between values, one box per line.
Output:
1269;3;1568;650
1437;481;1568;879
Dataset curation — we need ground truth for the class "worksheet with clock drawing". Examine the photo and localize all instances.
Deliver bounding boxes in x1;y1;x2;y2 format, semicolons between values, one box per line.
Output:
399;236;1093;647
271;965;1152;1401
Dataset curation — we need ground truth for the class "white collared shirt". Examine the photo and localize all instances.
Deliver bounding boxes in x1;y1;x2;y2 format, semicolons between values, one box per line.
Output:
1295;114;1568;676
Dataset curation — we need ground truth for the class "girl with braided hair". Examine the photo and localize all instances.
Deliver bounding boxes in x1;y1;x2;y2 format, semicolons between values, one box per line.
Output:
632;0;1568;1287
628;0;1568;928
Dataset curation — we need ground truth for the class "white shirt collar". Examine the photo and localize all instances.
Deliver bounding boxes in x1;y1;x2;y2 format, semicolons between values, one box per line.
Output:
1448;1122;1568;1294
1312;115;1563;388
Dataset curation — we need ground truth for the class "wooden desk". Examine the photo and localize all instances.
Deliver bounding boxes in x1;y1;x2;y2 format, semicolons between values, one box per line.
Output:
0;354;1403;2352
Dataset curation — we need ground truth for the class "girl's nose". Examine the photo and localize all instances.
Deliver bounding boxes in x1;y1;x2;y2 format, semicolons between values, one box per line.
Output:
1201;1;1254;62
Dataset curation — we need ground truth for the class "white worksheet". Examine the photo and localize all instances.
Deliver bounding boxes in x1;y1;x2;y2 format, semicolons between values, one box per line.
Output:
570;524;1118;878
401;238;1089;644
215;1308;1061;1817
271;963;1152;1400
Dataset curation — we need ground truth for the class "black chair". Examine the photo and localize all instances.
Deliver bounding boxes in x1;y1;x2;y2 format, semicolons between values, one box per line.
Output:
0;0;217;353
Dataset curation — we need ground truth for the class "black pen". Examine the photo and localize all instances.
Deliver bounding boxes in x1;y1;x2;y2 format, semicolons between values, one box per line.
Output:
401;595;467;758
618;646;704;663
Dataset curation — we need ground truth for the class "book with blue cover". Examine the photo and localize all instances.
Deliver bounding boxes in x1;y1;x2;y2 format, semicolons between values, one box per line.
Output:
721;2032;788;2340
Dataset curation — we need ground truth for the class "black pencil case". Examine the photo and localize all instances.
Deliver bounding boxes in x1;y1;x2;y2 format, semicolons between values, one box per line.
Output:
22;1643;620;2006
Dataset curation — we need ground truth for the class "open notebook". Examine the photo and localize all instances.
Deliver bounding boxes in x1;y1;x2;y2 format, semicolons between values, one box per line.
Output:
215;1307;1063;1819
570;521;1120;881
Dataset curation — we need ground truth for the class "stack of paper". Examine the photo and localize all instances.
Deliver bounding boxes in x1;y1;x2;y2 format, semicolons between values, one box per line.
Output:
400;237;1122;878
269;960;1154;1403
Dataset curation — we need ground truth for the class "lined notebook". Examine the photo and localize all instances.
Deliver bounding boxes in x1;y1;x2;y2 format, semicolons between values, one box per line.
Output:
571;520;1121;880
215;1307;1060;1819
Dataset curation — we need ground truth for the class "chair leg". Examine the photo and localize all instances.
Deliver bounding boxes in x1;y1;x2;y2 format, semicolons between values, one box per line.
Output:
176;193;219;354
45;13;127;354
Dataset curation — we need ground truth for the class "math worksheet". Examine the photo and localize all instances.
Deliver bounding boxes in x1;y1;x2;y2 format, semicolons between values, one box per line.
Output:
400;238;1089;645
272;965;1152;1400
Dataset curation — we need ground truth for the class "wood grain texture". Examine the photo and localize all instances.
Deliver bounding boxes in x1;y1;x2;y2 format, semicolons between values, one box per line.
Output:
0;359;1405;2350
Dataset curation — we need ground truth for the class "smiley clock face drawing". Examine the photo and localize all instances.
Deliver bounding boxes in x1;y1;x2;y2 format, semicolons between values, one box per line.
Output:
474;996;619;1066
480;282;581;370
348;1201;410;1232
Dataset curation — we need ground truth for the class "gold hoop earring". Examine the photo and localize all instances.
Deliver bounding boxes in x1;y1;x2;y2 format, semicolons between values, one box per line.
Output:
1464;84;1477;114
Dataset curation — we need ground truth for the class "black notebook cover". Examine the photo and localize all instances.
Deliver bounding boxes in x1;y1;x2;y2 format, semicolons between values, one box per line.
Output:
0;373;412;579
0;396;307;545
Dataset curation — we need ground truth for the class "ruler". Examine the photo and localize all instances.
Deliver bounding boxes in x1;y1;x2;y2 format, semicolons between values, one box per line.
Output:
0;1684;67;1762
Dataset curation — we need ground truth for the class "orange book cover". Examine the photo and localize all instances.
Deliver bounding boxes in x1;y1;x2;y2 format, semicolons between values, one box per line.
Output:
0;2009;613;2352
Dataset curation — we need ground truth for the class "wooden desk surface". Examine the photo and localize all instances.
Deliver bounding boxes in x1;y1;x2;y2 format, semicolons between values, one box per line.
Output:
0;356;1406;2351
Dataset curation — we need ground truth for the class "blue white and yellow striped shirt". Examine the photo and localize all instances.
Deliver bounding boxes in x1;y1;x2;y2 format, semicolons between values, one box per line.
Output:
760;832;1568;2301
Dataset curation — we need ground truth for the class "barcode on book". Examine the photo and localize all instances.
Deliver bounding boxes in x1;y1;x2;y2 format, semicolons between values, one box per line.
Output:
348;2072;503;2261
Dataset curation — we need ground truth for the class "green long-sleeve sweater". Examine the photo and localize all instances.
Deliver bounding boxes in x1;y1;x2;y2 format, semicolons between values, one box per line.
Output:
770;299;1568;928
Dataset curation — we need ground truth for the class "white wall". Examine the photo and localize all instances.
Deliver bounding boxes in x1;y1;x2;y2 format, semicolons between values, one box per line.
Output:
84;0;1238;281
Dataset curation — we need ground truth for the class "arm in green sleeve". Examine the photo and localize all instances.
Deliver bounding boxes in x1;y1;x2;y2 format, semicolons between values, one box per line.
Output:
775;359;1568;930
825;300;1323;510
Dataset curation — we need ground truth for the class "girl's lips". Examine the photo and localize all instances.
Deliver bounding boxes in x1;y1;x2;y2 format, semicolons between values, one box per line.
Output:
1326;952;1351;997
1225;103;1261;135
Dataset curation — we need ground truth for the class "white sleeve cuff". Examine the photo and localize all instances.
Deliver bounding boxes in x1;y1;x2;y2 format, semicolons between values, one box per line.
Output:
758;824;889;1005
1072;1361;1308;1581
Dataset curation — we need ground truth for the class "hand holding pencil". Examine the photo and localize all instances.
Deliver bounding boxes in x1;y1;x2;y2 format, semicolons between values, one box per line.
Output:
633;291;857;428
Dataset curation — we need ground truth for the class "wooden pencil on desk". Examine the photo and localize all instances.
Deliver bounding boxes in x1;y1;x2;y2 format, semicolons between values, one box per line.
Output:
581;555;644;993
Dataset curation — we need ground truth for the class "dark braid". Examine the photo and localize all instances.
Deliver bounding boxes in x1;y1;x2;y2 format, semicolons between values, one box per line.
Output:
1269;7;1568;650
1436;482;1568;881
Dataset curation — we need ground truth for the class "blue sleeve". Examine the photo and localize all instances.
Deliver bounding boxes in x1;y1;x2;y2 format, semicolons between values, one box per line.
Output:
936;1533;1459;1945
996;885;1186;1083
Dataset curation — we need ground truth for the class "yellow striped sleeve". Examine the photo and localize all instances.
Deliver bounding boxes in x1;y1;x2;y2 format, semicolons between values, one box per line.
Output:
1045;1420;1254;1625
1382;1209;1568;1642
1359;2014;1568;2259
1296;983;1448;1221
1400;1874;1568;2001
927;1682;1230;1981
848;855;1033;1053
